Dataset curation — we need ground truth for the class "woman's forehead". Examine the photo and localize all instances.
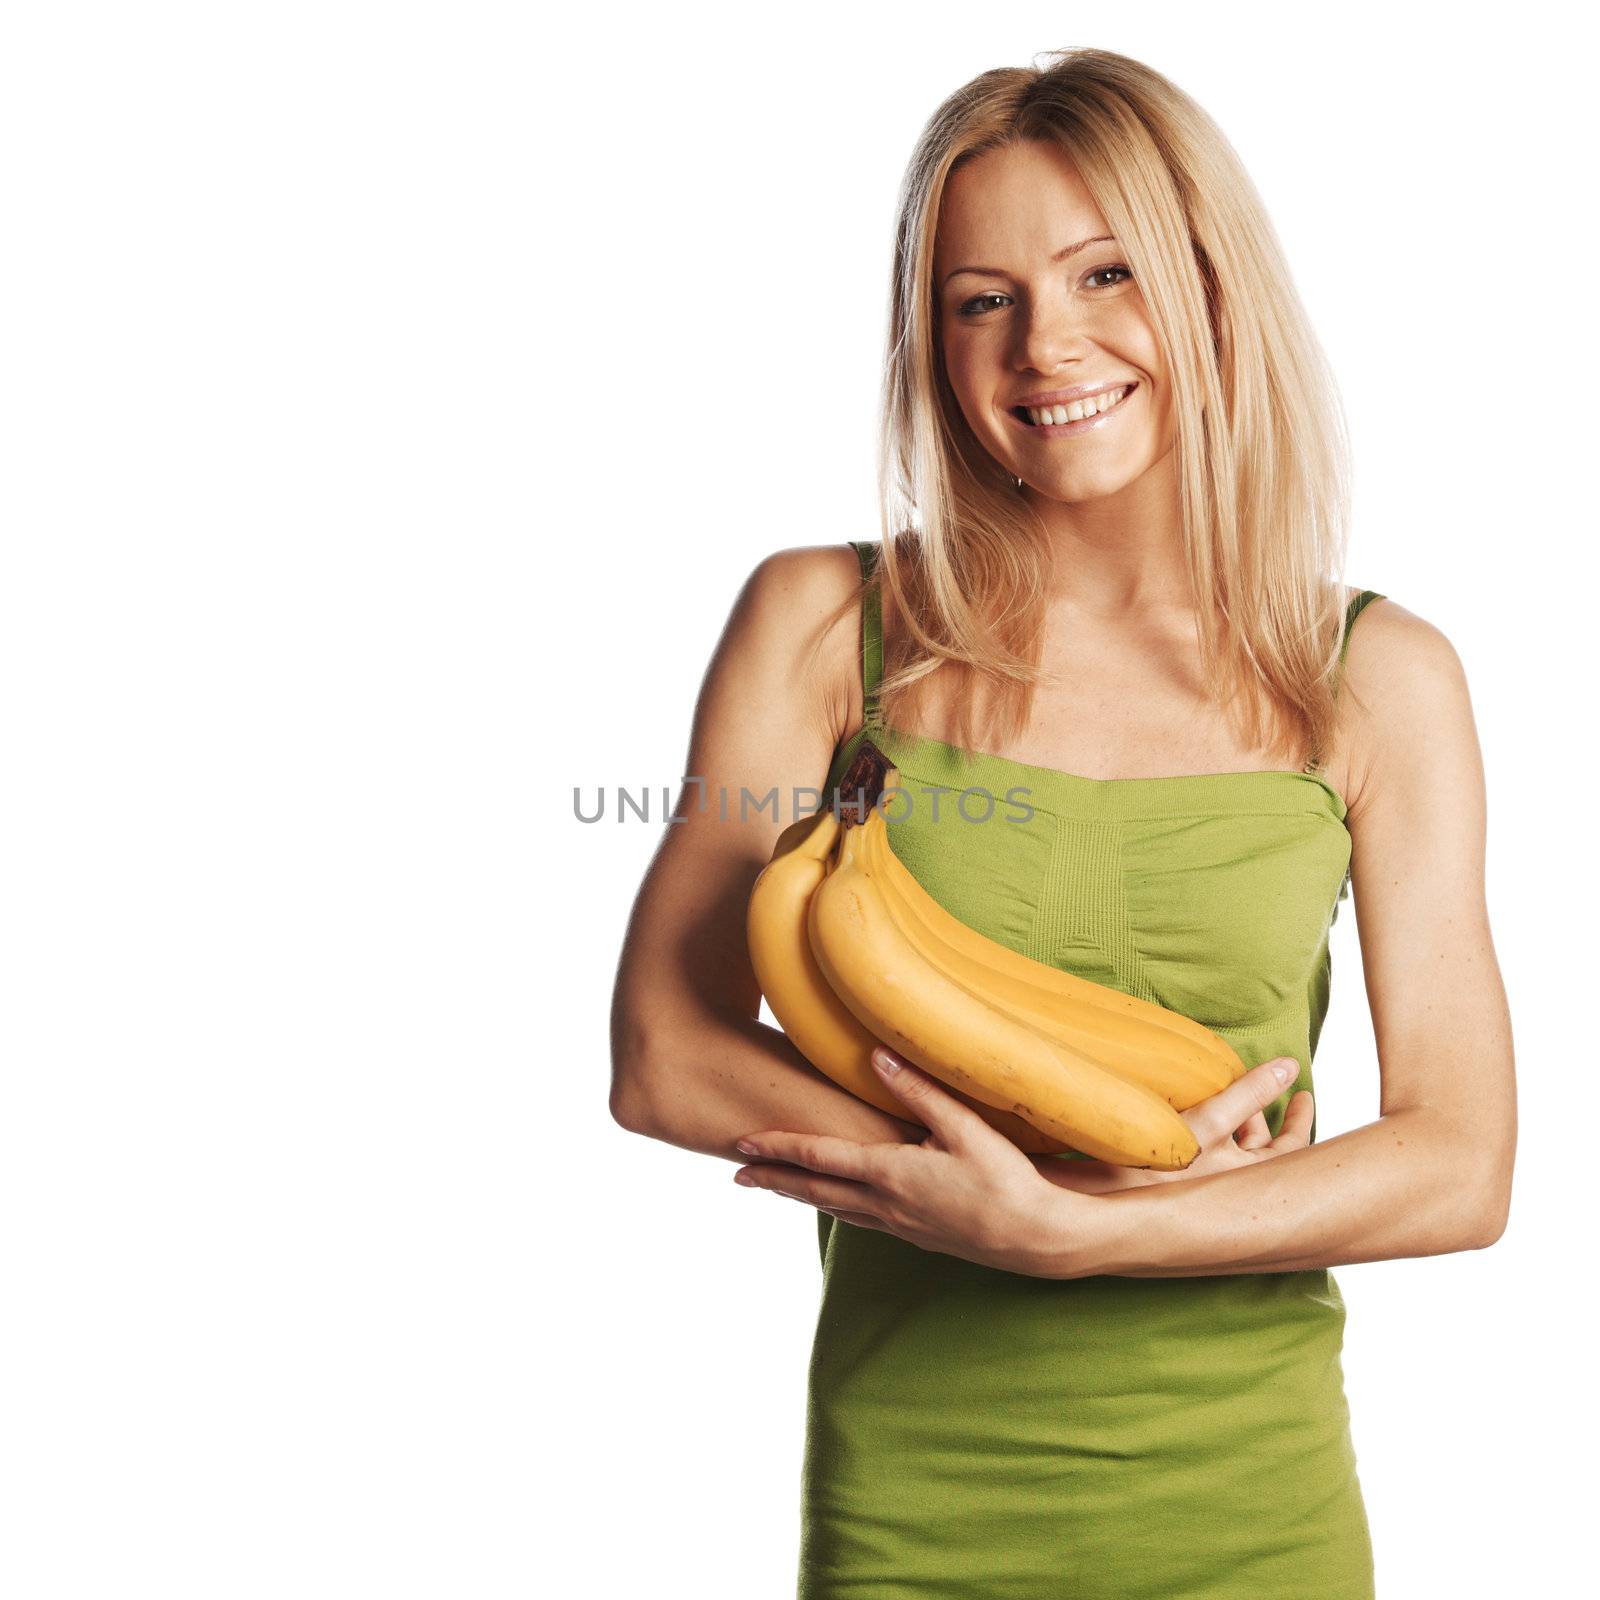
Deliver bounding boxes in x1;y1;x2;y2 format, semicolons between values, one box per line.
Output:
934;144;1112;267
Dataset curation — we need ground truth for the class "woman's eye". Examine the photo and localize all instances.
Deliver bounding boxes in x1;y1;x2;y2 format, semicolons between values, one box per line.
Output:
956;266;1132;318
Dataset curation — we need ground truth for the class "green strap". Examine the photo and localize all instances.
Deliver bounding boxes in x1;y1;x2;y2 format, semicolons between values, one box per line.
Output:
848;540;884;728
1308;589;1385;776
1340;589;1384;666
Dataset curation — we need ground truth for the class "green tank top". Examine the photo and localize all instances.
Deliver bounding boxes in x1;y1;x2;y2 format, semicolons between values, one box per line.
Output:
799;540;1384;1599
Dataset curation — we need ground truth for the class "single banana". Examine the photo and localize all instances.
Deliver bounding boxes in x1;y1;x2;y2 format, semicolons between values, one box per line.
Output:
745;809;1069;1153
857;793;1245;1108
807;811;1200;1170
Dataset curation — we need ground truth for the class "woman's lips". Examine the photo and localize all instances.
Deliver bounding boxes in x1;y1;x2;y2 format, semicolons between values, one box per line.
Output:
1008;383;1139;436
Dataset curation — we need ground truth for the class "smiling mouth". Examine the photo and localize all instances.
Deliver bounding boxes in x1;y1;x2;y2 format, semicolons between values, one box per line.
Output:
1012;383;1138;427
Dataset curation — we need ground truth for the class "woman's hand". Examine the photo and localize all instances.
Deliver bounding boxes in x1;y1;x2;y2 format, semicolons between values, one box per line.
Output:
731;1047;1103;1277
1028;1057;1313;1195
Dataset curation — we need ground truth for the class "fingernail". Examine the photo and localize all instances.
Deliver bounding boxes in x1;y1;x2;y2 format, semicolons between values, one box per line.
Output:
735;1139;760;1155
1273;1060;1296;1083
734;1171;756;1185
873;1049;900;1075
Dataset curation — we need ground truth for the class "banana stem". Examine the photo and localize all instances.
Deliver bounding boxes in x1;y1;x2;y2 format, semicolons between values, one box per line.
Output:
834;739;893;827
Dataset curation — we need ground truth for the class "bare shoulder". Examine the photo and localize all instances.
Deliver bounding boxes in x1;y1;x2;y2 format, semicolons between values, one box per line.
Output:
714;541;867;752
739;541;863;616
1336;593;1481;824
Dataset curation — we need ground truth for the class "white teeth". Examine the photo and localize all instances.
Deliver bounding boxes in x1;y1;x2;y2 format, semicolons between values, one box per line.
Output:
1025;385;1131;426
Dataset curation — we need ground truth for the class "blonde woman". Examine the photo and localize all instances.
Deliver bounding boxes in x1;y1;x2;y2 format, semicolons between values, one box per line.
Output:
610;47;1515;1599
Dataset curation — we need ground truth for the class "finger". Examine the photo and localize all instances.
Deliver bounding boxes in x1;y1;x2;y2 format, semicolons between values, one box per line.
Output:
817;1208;888;1233
1268;1089;1315;1151
1234;1110;1272;1150
869;1047;994;1148
734;1130;882;1184
739;1169;884;1219
1186;1058;1299;1147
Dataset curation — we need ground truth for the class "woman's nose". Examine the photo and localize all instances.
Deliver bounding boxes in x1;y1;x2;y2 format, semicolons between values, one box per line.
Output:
1015;299;1094;372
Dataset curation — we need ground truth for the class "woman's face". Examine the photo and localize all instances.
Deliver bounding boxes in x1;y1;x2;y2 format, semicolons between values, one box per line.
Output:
932;139;1175;505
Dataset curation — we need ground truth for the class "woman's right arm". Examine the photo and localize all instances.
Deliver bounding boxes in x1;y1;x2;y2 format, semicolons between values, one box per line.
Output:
607;545;925;1162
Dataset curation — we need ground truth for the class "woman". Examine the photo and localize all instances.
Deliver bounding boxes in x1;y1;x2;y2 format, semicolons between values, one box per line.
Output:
609;47;1515;1600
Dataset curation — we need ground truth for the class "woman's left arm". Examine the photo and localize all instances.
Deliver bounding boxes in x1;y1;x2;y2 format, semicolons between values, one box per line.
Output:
1057;602;1518;1279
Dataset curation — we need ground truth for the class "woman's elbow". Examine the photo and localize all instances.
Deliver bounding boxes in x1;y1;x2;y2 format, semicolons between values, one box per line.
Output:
1471;1174;1513;1250
609;1007;671;1137
609;1071;654;1136
1467;1138;1516;1250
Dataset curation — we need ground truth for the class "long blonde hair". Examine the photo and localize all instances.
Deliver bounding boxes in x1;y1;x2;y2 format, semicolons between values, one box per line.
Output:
820;46;1359;772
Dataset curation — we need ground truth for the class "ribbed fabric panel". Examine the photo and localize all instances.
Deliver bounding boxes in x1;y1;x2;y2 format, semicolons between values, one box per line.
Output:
1028;815;1138;991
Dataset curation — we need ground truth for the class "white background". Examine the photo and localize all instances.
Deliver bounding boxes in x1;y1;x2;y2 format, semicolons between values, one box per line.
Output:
2;2;1592;1595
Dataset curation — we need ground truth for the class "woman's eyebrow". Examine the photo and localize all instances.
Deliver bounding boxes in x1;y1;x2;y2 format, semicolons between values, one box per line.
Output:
943;235;1116;286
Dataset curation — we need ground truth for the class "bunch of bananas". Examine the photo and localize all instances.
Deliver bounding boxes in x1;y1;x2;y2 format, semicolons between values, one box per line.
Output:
745;757;1247;1170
